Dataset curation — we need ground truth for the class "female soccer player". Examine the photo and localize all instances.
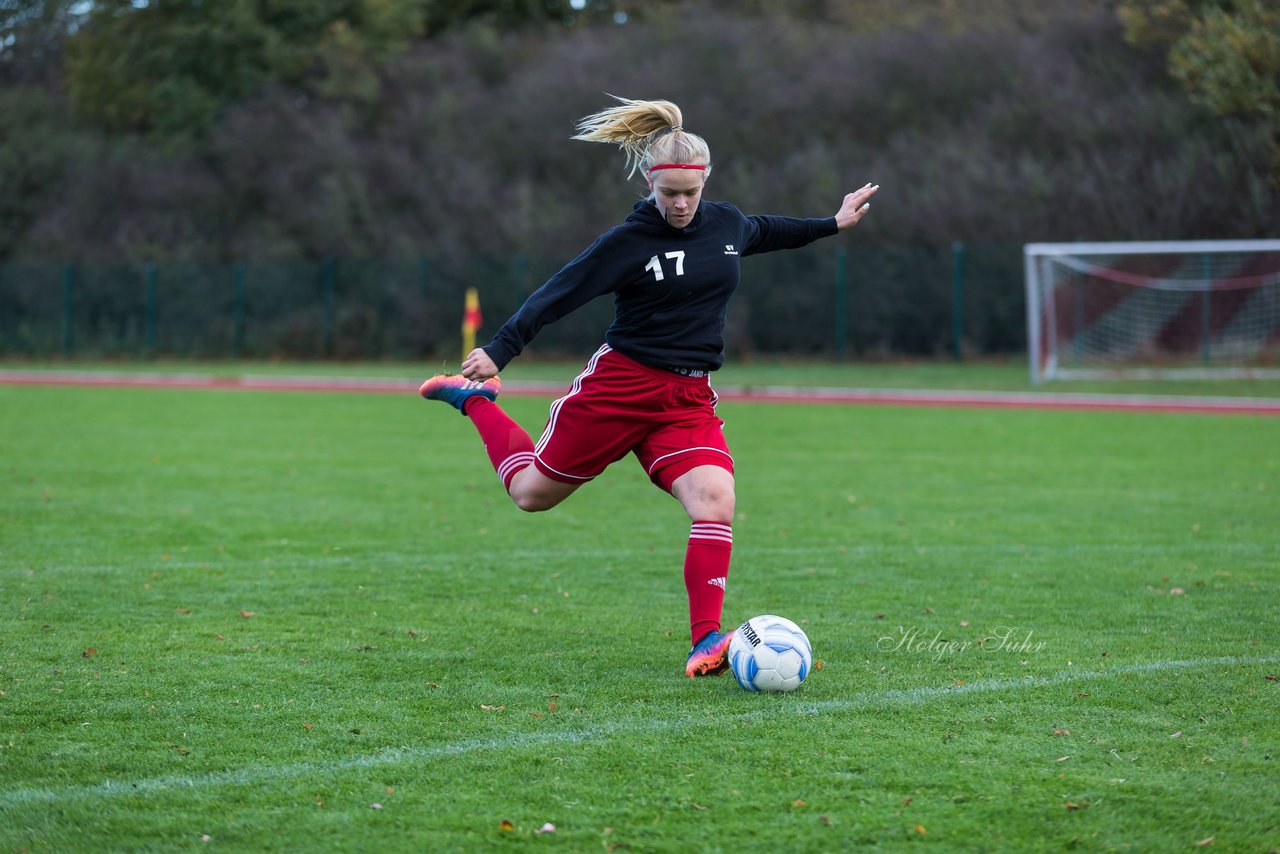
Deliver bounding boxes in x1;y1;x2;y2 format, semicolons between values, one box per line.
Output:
420;96;878;678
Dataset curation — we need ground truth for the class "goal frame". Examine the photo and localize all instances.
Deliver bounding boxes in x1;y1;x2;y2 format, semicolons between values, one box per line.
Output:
1025;239;1280;384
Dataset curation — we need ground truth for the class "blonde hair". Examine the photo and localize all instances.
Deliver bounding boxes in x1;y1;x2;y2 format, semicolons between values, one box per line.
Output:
572;95;712;180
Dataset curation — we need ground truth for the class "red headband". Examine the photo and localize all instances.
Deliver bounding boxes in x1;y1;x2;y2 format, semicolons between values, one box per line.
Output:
648;163;707;173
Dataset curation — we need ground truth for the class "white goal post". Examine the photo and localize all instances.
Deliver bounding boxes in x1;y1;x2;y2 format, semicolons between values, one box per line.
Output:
1025;240;1280;384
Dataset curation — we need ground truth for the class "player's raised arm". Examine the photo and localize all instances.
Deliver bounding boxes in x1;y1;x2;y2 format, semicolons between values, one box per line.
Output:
835;183;879;231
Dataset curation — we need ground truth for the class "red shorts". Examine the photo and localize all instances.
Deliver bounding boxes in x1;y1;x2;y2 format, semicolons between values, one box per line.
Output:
533;345;733;493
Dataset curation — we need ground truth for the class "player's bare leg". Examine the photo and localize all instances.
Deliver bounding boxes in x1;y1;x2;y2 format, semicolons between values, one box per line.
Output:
506;465;580;513
671;465;735;525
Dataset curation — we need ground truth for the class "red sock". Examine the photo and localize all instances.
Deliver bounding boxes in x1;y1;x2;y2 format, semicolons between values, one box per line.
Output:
463;398;534;491
685;521;732;645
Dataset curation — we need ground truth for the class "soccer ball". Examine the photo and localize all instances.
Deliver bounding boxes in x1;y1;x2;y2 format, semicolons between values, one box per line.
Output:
728;614;813;692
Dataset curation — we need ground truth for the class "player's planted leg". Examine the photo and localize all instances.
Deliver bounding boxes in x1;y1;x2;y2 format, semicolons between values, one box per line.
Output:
672;466;736;677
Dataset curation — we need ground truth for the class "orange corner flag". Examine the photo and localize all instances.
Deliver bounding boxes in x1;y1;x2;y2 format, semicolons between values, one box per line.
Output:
462;288;482;358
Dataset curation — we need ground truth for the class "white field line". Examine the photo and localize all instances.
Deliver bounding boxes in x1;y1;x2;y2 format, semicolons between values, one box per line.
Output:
11;539;1275;578
1;655;1275;809
13;541;1274;579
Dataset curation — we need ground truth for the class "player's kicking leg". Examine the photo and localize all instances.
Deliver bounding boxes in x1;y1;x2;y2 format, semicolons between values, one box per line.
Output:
419;373;579;512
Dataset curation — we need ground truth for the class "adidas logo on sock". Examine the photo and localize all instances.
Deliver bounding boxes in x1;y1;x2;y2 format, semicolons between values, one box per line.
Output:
707;577;727;590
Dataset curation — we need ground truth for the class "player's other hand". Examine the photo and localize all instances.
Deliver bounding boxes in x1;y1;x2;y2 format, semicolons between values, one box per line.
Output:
461;348;498;380
835;183;879;231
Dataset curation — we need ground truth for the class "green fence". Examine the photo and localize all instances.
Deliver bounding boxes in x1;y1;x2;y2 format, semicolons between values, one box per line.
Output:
0;243;1026;360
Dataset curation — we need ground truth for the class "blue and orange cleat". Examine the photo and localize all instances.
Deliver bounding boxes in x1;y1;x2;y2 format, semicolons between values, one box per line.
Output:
419;374;502;415
685;629;735;678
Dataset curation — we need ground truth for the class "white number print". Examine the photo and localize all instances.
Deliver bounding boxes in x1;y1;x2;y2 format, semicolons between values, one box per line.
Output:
644;254;664;281
666;250;685;276
645;251;687;282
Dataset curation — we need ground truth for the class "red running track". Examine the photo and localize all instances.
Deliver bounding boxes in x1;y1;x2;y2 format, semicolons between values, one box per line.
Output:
2;370;1279;416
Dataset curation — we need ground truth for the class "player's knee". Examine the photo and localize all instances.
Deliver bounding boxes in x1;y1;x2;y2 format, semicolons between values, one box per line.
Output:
510;483;565;513
511;491;552;513
507;468;576;513
696;486;735;524
708;492;735;524
673;466;736;524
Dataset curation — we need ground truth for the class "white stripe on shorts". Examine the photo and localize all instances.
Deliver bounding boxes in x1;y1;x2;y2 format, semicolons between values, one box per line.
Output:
646;446;734;476
535;343;611;457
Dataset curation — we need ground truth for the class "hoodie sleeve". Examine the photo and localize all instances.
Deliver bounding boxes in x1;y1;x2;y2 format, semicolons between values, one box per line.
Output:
741;214;839;256
481;231;623;371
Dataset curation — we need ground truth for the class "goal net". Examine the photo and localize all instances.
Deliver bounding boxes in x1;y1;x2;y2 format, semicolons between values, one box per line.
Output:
1025;240;1280;383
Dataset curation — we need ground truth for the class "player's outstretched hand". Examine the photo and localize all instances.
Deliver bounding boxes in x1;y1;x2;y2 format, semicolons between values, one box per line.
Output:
835;183;879;231
461;348;498;381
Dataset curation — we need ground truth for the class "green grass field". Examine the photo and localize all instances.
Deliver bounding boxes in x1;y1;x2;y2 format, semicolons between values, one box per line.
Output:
2;375;1278;851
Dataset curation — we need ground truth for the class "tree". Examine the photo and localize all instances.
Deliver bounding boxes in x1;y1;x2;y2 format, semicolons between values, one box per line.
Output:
1118;0;1280;184
0;0;85;84
58;0;652;139
0;85;87;258
64;0;430;138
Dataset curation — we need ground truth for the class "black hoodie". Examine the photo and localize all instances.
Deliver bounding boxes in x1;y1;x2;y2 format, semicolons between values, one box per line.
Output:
482;198;839;373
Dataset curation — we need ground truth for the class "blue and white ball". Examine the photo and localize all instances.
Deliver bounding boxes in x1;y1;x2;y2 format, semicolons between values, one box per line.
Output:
728;614;813;692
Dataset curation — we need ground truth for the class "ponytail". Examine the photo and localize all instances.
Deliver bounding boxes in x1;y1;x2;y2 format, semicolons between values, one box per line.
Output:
573;95;712;180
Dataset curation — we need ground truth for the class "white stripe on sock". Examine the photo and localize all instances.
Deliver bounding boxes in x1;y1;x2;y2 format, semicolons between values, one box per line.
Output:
498;452;535;484
690;522;733;545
